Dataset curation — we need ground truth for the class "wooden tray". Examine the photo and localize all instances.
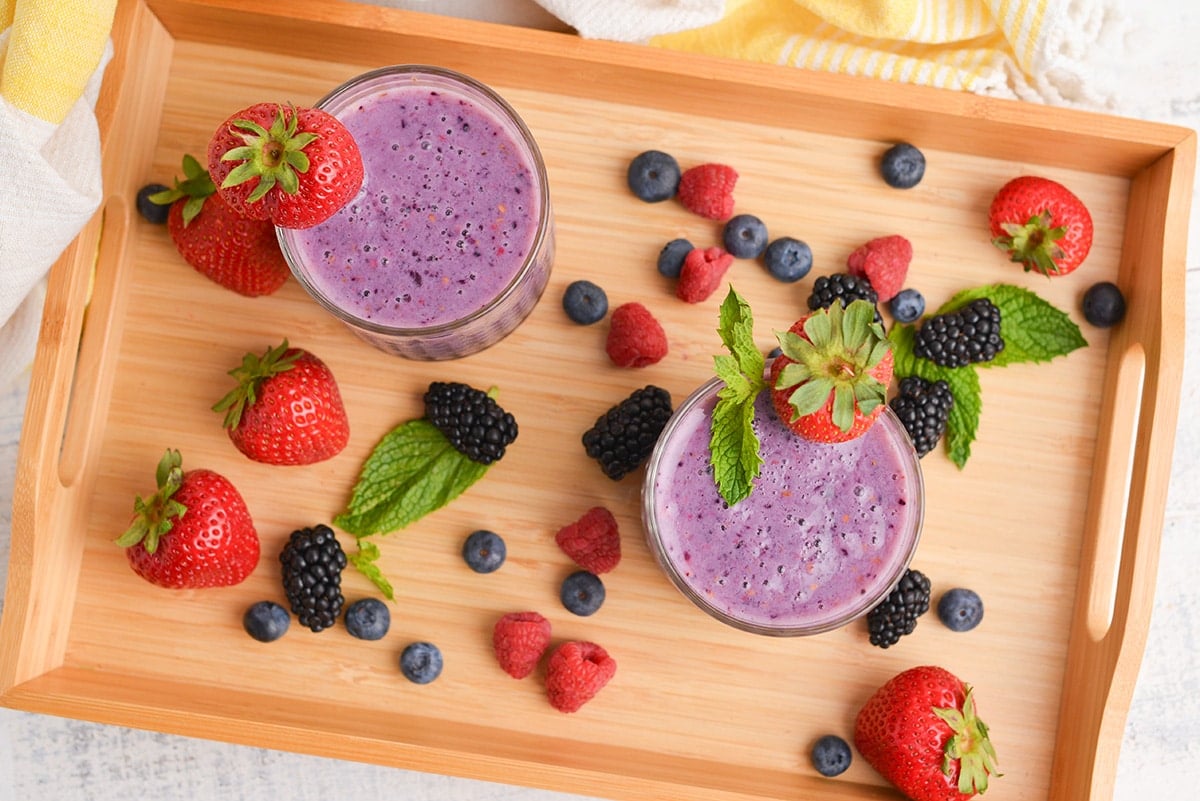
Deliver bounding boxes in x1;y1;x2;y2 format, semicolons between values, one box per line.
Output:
2;2;1193;800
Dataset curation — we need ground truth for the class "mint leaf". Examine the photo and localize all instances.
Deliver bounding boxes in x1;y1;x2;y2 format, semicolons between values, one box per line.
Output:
334;418;489;537
348;539;395;601
936;283;1087;367
888;323;981;469
709;287;766;505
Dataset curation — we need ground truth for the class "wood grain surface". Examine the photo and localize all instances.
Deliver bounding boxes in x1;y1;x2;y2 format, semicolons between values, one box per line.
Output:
1;2;1193;801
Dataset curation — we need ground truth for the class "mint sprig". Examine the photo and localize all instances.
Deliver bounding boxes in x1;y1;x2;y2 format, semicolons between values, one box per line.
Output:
890;282;1086;468
709;287;766;506
348;539;395;601
334;418;490;537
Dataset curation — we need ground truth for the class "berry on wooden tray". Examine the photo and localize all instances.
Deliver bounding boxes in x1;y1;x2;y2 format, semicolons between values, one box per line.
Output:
555;506;622;574
493;611;552;679
545;641;616;713
626;149;681;203
989;174;1093;276
864;567;931;648
581;385;673;480
279;524;347;633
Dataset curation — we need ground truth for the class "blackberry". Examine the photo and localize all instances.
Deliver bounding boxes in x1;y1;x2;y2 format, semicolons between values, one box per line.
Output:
626;150;681;202
279;524;347;633
424;381;518;465
914;298;1004;367
582;385;673;480
889;376;954;458
937;587;984;632
865;568;931;648
806;273;883;325
722;214;769;259
879;142;926;189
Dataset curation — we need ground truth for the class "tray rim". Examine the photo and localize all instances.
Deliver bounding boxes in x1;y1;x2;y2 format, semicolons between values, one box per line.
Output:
1;2;1194;800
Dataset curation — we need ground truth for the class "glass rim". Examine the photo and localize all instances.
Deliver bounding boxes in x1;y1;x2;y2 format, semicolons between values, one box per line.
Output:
641;375;926;637
276;64;553;338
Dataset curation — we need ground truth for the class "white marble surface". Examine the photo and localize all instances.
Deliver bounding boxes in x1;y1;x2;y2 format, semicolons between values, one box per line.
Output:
2;1;1198;799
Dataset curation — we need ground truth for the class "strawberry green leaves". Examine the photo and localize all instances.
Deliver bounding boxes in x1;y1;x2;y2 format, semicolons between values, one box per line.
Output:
710;287;766;506
890;283;1086;467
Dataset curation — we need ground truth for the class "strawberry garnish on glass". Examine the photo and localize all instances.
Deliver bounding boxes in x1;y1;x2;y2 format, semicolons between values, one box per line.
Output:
207;102;363;229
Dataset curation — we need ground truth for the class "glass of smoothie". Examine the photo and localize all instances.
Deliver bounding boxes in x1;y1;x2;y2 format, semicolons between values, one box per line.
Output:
642;374;924;636
278;65;554;360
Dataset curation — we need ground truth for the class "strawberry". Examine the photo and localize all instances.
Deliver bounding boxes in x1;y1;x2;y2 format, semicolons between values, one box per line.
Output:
676;246;734;303
770;299;894;443
492;611;552;679
606;302;668;367
213;339;350;466
207;102;363;229
988;175;1093;276
555;506;621;574
545;641;617;713
847;234;912;303
854;665;1000;801
151;155;290;297
677;163;738;220
116;449;260;589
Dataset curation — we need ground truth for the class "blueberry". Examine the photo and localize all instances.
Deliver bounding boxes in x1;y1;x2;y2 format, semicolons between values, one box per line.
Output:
889;288;926;323
936;588;984;632
560;570;606;616
344;597;391;641
242;601;290;643
810;734;852;777
761;236;812;283
1081;281;1126;328
136;183;171;224
400;641;444;684
562;280;608;325
880;142;926;189
462;529;507;573
627;150;681;202
657;238;693;279
723;214;769;259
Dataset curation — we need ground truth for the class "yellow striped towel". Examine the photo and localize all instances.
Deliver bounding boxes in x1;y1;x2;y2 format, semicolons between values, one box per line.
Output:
650;0;1123;107
0;0;117;388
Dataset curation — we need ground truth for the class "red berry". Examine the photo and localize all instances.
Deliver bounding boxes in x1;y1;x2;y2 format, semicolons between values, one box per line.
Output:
555;506;621;574
676;246;733;303
605;302;668;367
545;641;617;713
677;163;738;220
492;611;552;679
846;235;912;303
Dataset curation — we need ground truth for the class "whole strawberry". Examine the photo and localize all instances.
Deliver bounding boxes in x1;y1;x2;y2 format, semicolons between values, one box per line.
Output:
213;339;350;466
988;175;1093;276
855;665;999;801
116;449;260;589
770;299;894;443
150;155;290;297
207;102;363;229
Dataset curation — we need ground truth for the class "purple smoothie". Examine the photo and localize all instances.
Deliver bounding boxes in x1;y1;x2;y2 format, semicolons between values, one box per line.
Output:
643;378;923;635
280;66;553;359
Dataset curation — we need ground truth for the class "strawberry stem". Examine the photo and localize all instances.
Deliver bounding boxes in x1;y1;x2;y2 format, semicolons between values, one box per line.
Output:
219;104;318;203
992;210;1069;276
212;339;302;430
115;449;188;555
934;684;1001;794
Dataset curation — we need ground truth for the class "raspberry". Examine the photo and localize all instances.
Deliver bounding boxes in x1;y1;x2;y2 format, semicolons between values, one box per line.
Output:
582;385;673;480
676;246;733;303
846;235;912;303
605;302;668;367
545;641;617;713
555;506;621;573
677;163;738;220
492;611;552;679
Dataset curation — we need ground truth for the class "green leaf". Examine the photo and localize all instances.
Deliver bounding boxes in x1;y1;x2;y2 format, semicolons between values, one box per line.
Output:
348;539;395;601
333;419;490;537
889;323;981;469
936;283;1087;367
709;286;767;506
